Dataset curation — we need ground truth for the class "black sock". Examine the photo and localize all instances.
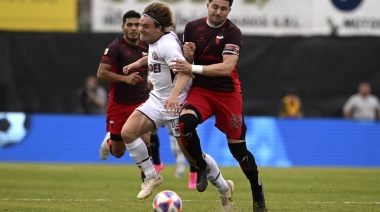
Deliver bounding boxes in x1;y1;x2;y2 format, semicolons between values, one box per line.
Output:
190;164;197;172
228;142;260;191
184;131;207;170
150;133;161;165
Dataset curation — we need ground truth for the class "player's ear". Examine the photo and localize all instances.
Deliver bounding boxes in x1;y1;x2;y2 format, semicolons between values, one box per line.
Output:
156;25;162;32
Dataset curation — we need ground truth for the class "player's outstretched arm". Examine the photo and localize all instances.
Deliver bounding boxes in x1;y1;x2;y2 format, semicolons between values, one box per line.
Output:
123;56;148;74
97;63;131;83
171;54;238;77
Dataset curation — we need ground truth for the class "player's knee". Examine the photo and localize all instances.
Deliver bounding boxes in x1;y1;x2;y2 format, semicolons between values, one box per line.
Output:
121;129;135;144
178;113;198;141
110;134;126;158
228;142;257;171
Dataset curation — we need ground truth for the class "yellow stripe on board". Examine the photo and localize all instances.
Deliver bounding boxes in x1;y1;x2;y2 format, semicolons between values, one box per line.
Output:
0;0;77;32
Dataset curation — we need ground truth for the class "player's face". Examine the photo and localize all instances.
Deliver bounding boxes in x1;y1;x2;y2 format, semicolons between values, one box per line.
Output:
122;18;140;42
207;0;231;26
139;16;162;44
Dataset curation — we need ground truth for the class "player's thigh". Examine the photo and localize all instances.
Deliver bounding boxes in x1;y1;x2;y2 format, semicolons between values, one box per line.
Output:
214;93;245;140
106;101;138;135
122;110;154;142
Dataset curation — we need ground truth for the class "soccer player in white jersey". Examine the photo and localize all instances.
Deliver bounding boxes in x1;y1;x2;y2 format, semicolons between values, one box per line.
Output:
120;2;190;200
121;3;233;205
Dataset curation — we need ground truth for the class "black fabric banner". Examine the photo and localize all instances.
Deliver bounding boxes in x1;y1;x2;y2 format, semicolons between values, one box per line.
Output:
1;32;379;117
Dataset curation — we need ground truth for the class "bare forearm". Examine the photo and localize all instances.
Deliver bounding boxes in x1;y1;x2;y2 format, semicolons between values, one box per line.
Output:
184;54;194;64
201;63;234;77
137;56;148;66
171;73;190;97
97;68;128;83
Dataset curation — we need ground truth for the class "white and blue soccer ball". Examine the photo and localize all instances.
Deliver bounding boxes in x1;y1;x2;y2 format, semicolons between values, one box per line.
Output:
153;190;182;212
0;112;29;147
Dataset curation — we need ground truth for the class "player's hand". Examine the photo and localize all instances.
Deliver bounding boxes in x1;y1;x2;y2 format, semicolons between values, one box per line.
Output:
183;42;195;57
165;95;180;115
170;59;192;74
124;72;142;85
123;61;141;74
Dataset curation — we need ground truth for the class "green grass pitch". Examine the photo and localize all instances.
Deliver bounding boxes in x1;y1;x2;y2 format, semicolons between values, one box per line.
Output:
0;163;379;211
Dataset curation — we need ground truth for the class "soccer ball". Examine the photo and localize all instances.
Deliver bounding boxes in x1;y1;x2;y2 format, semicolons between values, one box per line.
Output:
0;112;29;147
152;190;182;212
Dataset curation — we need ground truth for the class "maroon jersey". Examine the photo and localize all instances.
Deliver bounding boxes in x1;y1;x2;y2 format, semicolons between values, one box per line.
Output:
101;37;149;104
184;18;242;93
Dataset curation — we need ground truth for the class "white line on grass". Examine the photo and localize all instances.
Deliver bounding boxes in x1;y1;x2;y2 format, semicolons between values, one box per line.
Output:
1;199;380;204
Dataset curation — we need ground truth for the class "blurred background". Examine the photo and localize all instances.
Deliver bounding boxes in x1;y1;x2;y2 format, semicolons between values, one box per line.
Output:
0;0;379;167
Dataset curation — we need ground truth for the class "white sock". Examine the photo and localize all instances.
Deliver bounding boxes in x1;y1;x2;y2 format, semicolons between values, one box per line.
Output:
176;153;186;175
126;137;157;179
203;153;229;194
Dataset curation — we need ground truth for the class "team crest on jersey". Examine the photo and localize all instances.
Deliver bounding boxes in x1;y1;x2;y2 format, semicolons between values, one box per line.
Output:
104;48;109;55
152;51;158;60
215;35;224;45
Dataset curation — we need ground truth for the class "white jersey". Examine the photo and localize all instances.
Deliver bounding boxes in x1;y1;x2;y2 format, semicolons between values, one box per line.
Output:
148;31;192;104
137;31;192;134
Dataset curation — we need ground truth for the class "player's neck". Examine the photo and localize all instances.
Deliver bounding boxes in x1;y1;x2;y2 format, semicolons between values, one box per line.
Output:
149;32;165;44
206;17;225;28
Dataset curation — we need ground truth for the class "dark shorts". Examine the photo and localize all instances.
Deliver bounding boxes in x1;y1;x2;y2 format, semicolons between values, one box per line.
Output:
185;87;246;140
106;98;147;135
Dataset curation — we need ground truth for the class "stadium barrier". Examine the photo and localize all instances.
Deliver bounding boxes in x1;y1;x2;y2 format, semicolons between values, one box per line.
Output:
0;113;379;167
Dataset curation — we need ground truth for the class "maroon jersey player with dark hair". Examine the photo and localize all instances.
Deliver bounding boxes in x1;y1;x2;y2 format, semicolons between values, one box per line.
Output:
97;10;151;161
170;0;267;211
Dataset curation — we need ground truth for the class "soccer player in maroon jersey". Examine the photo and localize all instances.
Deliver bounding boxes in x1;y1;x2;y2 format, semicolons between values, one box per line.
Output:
97;10;152;162
170;0;267;211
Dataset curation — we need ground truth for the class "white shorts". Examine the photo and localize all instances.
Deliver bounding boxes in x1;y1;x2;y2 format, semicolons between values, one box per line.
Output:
136;94;180;137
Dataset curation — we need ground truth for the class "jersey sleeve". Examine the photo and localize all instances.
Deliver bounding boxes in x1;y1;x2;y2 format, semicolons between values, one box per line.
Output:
223;27;242;56
183;22;192;43
161;35;185;66
100;39;118;65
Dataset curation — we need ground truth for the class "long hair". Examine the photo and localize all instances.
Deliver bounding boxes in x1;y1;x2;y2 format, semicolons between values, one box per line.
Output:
142;2;173;32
